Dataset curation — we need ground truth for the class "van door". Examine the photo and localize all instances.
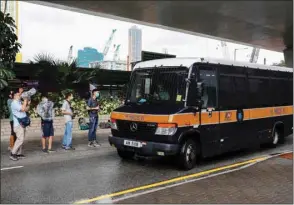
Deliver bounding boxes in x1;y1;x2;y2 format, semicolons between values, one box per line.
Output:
196;65;221;157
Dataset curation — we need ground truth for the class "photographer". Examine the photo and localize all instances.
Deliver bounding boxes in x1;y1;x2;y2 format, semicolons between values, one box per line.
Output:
10;89;30;161
87;89;101;147
61;92;75;150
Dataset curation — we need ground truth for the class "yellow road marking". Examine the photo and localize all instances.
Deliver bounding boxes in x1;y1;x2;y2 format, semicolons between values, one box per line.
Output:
75;156;267;204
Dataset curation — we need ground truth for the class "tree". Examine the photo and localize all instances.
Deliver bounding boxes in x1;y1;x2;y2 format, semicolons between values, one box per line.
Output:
0;11;21;68
0;11;21;118
0;11;21;90
31;53;102;91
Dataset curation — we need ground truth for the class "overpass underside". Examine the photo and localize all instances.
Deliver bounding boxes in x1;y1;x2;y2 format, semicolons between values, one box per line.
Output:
36;0;293;67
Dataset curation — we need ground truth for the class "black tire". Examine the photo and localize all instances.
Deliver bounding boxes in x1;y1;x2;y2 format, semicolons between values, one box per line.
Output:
117;149;135;160
269;129;282;148
177;139;197;170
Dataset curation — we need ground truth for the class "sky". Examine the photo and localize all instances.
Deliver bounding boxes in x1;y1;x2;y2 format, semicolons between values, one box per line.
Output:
18;1;284;66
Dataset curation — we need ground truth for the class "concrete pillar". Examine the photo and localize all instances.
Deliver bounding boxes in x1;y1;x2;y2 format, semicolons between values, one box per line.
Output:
283;47;293;68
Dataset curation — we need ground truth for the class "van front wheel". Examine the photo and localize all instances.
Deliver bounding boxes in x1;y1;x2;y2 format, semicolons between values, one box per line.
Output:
177;139;197;170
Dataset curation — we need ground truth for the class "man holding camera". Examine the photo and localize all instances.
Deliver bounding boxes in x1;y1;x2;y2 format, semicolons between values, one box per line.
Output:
87;89;101;147
10;89;30;161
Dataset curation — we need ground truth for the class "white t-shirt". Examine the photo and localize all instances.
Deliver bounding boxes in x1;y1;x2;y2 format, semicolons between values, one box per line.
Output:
61;100;73;123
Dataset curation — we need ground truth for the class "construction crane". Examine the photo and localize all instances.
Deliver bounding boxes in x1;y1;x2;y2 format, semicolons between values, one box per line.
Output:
220;41;230;60
111;44;121;70
67;45;73;64
249;47;260;63
103;29;117;59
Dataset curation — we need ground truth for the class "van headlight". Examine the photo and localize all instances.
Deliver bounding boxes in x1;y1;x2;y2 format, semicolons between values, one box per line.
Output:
155;123;177;135
111;119;118;130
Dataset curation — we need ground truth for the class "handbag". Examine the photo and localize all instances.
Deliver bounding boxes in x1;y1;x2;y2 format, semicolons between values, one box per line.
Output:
14;115;31;128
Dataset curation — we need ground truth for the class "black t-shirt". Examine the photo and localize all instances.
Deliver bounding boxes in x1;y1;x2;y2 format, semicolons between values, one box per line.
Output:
87;98;99;117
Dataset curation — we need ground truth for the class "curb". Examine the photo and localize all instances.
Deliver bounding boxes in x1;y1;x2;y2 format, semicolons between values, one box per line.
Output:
1;129;111;142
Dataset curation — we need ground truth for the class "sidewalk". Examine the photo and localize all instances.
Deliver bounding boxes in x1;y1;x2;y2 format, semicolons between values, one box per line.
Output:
1;129;114;168
1;128;111;142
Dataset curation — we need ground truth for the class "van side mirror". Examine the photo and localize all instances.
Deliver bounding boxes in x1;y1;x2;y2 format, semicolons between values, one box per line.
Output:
196;82;204;97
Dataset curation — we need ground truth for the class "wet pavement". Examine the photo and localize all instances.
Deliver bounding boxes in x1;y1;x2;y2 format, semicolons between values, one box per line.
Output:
0;133;293;204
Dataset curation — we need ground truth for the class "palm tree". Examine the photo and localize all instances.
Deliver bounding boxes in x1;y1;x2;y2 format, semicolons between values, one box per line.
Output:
32;53;56;66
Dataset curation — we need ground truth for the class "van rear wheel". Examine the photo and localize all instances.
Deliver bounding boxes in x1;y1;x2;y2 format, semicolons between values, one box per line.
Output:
117;149;135;160
177;139;197;170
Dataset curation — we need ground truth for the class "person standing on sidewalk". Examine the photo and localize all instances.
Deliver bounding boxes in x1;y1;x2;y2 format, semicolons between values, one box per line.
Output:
37;94;55;153
61;92;75;150
10;89;30;161
87;89;101;147
7;91;16;151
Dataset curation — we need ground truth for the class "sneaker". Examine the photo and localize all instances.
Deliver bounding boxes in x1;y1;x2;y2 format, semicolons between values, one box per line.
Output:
88;142;94;147
61;145;66;149
9;154;18;161
42;149;48;153
65;147;75;150
93;141;101;147
16;154;26;159
48;149;55;153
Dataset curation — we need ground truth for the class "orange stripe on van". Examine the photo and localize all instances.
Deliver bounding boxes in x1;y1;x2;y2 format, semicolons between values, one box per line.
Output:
243;109;250;120
219;110;237;123
111;105;293;126
169;113;199;126
111;112;170;123
201;112;219;124
250;107;272;120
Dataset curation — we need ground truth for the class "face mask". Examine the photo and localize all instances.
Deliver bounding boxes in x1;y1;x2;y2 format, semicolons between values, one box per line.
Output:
95;92;100;99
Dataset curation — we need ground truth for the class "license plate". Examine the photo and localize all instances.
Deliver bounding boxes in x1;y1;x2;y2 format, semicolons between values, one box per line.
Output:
123;140;142;148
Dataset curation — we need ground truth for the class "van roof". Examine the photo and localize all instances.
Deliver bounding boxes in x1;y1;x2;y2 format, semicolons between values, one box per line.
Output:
133;57;293;73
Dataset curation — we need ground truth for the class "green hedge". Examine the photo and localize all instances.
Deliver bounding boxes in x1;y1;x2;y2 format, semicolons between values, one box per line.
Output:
1;90;123;119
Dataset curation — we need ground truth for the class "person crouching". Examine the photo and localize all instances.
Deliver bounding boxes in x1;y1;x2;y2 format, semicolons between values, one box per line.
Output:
37;94;55;153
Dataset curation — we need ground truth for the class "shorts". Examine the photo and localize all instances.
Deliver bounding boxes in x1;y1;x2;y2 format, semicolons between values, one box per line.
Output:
41;120;54;138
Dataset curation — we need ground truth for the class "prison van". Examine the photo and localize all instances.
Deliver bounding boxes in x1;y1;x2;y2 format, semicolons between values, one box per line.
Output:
109;57;293;170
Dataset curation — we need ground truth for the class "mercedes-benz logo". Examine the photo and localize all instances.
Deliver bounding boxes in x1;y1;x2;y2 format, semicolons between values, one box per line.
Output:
130;122;138;132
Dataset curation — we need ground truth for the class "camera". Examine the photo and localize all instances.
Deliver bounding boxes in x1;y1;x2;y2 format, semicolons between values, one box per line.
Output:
21;88;37;100
71;106;76;120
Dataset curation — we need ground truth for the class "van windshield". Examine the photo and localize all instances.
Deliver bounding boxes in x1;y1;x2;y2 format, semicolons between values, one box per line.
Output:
126;67;188;105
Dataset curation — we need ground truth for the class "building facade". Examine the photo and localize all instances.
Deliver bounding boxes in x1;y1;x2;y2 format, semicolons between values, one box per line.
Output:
89;60;127;71
1;0;22;62
77;47;103;68
128;26;142;69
